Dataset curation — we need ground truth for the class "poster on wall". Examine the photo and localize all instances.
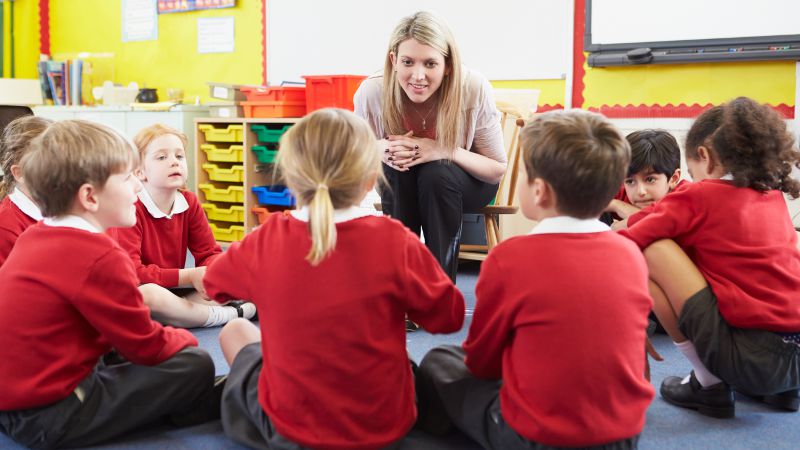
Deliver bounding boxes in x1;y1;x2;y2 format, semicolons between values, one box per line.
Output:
122;0;158;42
158;0;236;14
198;17;235;53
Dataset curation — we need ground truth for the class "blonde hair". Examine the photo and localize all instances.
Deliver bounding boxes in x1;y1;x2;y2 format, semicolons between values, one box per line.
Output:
521;110;630;219
382;11;463;152
133;123;188;163
277;109;381;265
0;116;53;198
21;120;138;217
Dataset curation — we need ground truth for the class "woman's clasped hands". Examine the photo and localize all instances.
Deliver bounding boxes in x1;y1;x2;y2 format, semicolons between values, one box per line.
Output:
383;131;453;172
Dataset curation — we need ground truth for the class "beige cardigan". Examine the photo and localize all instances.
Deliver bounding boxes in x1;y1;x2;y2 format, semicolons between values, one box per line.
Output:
353;68;506;164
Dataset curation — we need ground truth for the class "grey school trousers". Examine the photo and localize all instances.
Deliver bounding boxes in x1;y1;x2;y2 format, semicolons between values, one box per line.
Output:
0;347;216;450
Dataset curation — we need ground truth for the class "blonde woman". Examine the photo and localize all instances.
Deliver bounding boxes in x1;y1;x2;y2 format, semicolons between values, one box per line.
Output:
205;109;464;450
354;11;507;281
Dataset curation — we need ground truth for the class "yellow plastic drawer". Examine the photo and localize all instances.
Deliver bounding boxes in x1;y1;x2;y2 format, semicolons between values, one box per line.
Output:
200;144;243;163
210;223;246;242
198;124;244;143
202;203;245;223
202;163;244;183
197;184;245;203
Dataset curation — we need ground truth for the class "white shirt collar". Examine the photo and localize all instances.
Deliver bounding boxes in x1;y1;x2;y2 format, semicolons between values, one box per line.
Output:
529;216;610;235
138;188;189;219
43;215;101;233
290;205;375;223
8;187;43;221
720;173;734;181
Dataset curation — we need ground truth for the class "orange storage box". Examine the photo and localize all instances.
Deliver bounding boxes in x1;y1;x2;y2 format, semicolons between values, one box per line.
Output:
240;86;306;103
302;75;366;112
242;101;306;118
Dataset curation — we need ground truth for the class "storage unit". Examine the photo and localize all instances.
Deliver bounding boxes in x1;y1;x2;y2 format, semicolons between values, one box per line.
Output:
252;185;296;207
302;75;366;112
195;117;300;243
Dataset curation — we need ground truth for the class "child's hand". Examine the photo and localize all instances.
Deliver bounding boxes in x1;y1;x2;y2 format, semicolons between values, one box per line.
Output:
189;266;208;298
644;337;664;381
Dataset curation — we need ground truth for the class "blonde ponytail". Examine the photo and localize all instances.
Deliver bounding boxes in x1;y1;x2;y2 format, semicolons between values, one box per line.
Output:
307;184;336;265
277;109;383;266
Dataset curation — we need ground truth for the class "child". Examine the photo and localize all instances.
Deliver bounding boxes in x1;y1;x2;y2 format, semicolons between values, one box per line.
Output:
416;110;654;449
203;108;465;450
0;115;52;267
604;129;687;229
620;97;800;418
115;124;255;328
0;120;218;449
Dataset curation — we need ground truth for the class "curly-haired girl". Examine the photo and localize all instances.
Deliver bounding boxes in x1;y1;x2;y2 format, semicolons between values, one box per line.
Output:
621;96;800;418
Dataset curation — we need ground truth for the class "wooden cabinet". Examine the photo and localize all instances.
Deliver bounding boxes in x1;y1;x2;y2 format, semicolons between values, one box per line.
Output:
195;117;300;242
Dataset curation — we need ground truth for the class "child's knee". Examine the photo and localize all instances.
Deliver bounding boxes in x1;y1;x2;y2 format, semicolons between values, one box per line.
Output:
171;347;215;379
219;318;256;342
643;239;680;260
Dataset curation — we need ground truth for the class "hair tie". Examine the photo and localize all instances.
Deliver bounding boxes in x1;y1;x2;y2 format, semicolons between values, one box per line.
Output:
317;183;329;192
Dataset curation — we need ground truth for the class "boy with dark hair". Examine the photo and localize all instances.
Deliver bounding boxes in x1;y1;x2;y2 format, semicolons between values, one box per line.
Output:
0;120;219;449
604;129;687;229
416;110;654;450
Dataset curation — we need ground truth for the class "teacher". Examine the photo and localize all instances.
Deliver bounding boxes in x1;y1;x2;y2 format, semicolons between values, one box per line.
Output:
354;11;507;281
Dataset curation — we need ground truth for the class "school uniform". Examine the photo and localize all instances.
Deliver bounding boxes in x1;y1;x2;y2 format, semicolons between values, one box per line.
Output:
204;207;465;450
0;217;215;449
602;179;689;225
621;179;800;394
626;178;690;227
0;187;41;267
115;188;220;287
417;217;654;450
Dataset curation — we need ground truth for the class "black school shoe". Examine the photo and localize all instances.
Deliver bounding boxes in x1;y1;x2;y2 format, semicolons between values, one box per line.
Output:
740;389;800;412
660;371;735;418
406;319;420;332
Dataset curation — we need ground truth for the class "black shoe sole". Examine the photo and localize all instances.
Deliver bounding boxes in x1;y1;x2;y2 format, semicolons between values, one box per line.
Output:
762;394;800;412
662;394;735;418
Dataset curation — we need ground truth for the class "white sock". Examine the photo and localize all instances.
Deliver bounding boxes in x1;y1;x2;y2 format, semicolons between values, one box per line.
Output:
239;302;257;319
674;340;723;387
202;305;238;328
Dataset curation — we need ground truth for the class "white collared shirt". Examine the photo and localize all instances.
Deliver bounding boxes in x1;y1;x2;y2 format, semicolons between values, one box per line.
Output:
529;216;610;235
43;215;100;233
138;188;189;219
290;205;376;223
720;173;734;181
8;187;43;221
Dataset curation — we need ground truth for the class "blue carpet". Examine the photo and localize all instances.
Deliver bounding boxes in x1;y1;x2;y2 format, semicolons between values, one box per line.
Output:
2;261;797;449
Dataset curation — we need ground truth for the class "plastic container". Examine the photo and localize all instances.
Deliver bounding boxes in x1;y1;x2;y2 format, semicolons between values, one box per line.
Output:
302;75;366;112
210;223;246;242
207;82;250;102
251;145;278;163
252;185;296;207
202;163;244;183
250;124;292;144
200;144;243;163
240;86;306;103
198;124;244;142
252;207;271;224
241;101;306;118
197;183;245;203
201;203;245;223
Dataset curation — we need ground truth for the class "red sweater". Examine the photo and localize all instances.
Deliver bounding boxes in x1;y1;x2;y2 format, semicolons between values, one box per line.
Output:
0;223;197;410
115;190;220;287
204;213;464;450
464;232;654;447
0;196;37;268
621;179;800;331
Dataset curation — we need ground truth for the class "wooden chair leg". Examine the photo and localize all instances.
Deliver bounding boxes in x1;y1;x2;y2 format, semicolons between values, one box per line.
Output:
492;215;501;245
486;215;499;249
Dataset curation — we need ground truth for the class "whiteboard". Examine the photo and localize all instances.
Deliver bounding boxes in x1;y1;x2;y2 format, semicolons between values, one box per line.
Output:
266;0;571;84
589;0;800;48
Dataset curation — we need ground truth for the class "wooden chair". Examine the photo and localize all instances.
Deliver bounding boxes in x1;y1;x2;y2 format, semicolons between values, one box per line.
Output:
458;104;526;261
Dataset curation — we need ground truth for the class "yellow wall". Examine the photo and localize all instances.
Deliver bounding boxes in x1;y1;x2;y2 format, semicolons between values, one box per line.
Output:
3;0;39;78
47;0;263;103
581;60;795;109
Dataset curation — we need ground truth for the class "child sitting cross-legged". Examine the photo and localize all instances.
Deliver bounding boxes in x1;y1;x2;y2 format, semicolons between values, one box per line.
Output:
115;124;255;328
0;120;219;449
204;108;465;450
416;110;655;450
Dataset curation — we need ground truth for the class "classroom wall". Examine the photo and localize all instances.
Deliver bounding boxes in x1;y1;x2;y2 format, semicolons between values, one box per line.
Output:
2;0;38;79
42;0;263;103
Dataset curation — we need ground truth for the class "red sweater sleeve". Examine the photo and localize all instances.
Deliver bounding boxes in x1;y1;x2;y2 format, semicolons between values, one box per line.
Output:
0;226;16;268
462;252;511;379
185;192;221;267
115;205;180;287
402;230;465;334
205;238;252;304
75;246;197;364
618;186;702;250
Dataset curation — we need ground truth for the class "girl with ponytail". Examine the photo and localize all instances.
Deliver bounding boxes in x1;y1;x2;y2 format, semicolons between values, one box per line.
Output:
204;108;465;450
621;97;800;418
